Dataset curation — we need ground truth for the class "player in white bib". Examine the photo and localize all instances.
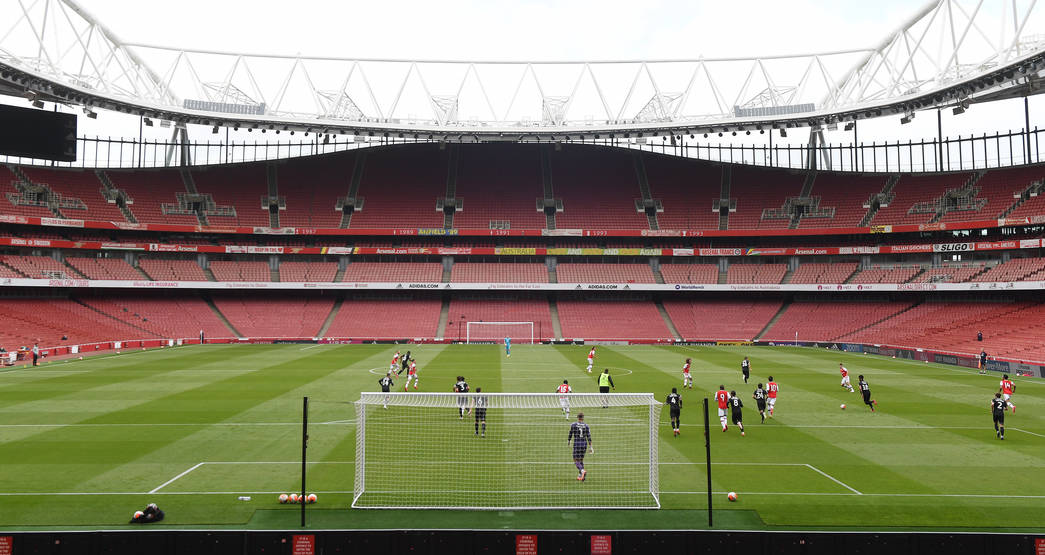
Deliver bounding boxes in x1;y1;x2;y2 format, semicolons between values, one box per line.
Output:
586;346;596;373
556;379;573;418
682;358;693;389
403;360;419;391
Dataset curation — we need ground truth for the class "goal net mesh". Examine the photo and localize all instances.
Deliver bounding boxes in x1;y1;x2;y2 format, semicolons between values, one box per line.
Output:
466;321;534;344
353;392;660;509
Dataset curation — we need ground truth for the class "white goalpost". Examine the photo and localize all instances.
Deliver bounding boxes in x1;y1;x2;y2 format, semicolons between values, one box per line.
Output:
353;392;660;510
465;321;535;344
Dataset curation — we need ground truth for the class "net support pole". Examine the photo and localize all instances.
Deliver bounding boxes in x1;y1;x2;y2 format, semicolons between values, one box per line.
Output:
703;397;712;528
301;396;309;527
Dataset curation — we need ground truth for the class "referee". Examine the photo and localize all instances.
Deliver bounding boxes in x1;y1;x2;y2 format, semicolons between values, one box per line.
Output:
598;369;615;408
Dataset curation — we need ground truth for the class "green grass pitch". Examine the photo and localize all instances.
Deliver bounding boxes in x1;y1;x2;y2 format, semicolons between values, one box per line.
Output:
0;343;1042;532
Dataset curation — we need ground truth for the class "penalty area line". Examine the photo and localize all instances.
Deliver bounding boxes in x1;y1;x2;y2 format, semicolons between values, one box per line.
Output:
1011;428;1044;438
148;462;205;494
804;464;862;495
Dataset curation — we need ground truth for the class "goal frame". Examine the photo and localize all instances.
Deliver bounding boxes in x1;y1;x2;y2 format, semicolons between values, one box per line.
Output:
353;392;660;510
465;321;534;344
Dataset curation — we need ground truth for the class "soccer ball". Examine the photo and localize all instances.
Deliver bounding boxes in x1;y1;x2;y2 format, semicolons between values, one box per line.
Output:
289;493;299;503
306;494;317;504
840;404;846;410
727;492;737;502
133;510;144;519
278;494;289;504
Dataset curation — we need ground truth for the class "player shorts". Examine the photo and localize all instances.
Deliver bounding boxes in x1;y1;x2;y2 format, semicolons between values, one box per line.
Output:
683;372;691;380
742;369;749;377
559;397;570;408
993;411;1005;425
862;391;871;403
756;400;766;411
572;443;587;460
587;357;593;364
669;409;680;420
731;411;743;425
457;396;468;407
841;376;851;386
474;408;487;420
1002;393;1011;401
767;397;776;408
717;407;727;418
599;386;610;394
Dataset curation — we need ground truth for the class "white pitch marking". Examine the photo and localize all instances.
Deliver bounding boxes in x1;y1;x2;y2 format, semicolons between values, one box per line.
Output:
0;421;354;428
1011;428;1045;438
804;464;862;495
148;462;205;494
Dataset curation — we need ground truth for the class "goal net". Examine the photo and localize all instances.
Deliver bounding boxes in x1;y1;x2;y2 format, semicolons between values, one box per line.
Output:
465;321;534;344
353;392;660;510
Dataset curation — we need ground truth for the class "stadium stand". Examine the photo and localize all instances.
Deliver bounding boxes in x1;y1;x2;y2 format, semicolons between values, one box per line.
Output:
77;295;230;339
138;258;209;281
726;263;787;284
912;265;986;283
323;297;442;340
447;297;554;342
209;261;271;282
450;263;549;283
1;255;78;278
1;165;61;219
1005;189;1045;220
104;169;202;225
349;145;446;228
0;297;156;348
799;173;886;228
663;299;782;341
870;173;970;225
939;166;1045;223
788;262;859;284
213;296;333;338
65;257;140;280
728;166;805;229
278;261;338;282
341;262;443;282
276;154;351;228
17;167;128;222
191;165;272;227
760;301;916;342
556;298;672;340
849;266;921;284
453;144;546;229
645;154;721;230
555;263;656;283
550;146;649;229
659;263;719;284
971;257;1045;282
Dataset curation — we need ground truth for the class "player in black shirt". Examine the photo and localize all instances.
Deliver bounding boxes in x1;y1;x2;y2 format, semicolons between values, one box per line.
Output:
666;388;682;437
728;391;745;436
989;392;1013;439
741;356;751;384
473;387;488;437
378;372;394;409
752;383;767;423
454;376;470;419
399;350;412;375
857;375;875;412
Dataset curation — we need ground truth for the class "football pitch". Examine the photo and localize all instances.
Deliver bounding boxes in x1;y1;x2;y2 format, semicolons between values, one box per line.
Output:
0;343;1042;532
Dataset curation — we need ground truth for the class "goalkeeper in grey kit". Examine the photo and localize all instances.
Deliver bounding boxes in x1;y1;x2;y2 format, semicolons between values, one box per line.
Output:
568;413;593;481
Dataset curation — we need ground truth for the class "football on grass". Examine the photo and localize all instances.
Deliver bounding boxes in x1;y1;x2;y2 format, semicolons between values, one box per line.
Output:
840;404;846;410
727;492;737;502
278;494;289;504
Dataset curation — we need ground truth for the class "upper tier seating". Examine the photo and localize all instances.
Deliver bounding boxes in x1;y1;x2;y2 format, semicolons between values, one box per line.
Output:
138;258;209;281
17;167;128;223
105;169;201;225
788;262;859;284
1;165;60;219
213;296;332;338
350;145;446;228
323;297;441;340
849;266;921;284
210;260;271;281
279;261;338;282
557;298;671;340
65;257;141;280
453;144;546;229
341;262;443;282
663;299;782;341
971;257;1045;282
450;263;549;283
191;165;271;226
912;265;985;283
555;263;656;283
799;173;885;228
645;155;721;230
659;264;719;284
870;173;970;226
276;154;352;228
1005;190;1045;220
550;146;649;229
761;301;915;342
939;166;1045;223
726;263;787;284
728;166;805;229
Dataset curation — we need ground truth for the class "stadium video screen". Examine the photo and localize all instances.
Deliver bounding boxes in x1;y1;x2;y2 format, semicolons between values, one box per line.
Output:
0;103;77;162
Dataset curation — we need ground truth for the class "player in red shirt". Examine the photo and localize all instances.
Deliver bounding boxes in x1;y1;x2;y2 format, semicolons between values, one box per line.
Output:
586;346;596;373
999;374;1015;412
556;379;573;418
766;376;779;417
390;350;401;374
714;385;730;431
403;360;419;391
682;358;693;389
839;363;854;392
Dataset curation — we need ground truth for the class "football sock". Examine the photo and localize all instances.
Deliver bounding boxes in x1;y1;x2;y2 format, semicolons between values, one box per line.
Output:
475;421;479;434
481;422;486;435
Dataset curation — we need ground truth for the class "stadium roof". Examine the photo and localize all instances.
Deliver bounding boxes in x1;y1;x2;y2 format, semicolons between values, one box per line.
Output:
2;0;1045;140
